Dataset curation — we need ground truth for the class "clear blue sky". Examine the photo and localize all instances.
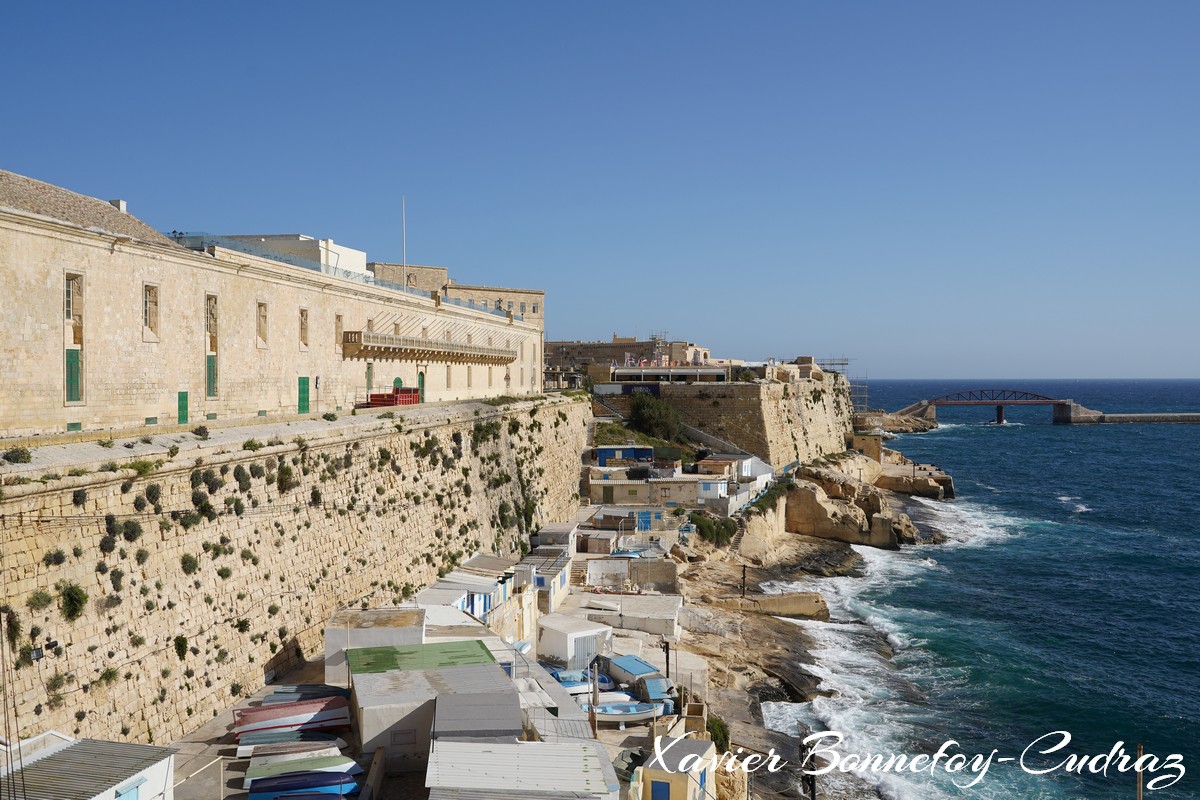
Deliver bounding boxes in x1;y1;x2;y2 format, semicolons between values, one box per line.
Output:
5;1;1198;378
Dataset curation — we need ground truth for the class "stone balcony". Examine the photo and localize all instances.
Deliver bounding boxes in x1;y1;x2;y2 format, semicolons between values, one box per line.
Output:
341;331;517;364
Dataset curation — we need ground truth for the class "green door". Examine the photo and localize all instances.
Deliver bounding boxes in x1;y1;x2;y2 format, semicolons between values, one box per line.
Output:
366;363;374;395
64;349;81;402
205;355;218;398
177;391;188;424
417;371;425;403
602;485;614;504
298;377;310;414
393;377;403;388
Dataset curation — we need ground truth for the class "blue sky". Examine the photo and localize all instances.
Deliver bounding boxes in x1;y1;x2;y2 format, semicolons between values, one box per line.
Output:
5;1;1198;378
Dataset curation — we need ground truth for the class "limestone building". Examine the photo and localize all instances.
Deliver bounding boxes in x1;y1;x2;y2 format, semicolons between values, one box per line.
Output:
0;170;544;438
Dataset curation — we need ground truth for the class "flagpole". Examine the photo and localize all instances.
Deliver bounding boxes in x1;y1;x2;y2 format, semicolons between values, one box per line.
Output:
401;195;407;290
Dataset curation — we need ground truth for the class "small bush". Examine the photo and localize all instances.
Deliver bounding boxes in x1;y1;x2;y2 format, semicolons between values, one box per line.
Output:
145;483;162;504
42;550;66;567
71;488;88;506
109;568;125;592
98;439;115;449
122;520;143;542
216;566;232;580
57;582;89;621
174;635;188;660
322;412;338;422
243;439;264;452
27;590;53;611
310;487;322;506
167;445;179;458
180;554;199;575
99;535;117;554
135;548;149;565
191;426;210;440
276;464;297;492
707;713;731;752
234;618;251;633
2;447;32;464
267;604;280;616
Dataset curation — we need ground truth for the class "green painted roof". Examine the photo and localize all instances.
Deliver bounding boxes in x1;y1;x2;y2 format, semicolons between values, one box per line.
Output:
346;640;495;674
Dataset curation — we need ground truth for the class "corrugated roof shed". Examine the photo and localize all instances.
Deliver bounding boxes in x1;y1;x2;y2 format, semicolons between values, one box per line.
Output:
426;740;618;797
433;691;522;740
347;640;494;673
0;738;176;800
0;170;179;248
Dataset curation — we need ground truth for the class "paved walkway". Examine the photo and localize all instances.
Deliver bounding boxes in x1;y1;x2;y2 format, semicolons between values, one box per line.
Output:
0;397;555;483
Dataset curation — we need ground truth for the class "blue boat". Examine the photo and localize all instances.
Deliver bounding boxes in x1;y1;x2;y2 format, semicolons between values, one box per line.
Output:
546;667;615;696
246;771;358;799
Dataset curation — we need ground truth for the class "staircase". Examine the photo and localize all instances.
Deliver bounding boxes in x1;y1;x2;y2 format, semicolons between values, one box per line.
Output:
570;561;588;587
729;516;748;554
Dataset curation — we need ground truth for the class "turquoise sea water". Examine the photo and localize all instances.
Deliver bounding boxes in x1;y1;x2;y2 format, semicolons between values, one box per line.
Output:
762;379;1199;799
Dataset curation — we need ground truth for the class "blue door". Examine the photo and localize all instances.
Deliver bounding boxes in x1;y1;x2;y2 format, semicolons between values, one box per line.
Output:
650;780;671;800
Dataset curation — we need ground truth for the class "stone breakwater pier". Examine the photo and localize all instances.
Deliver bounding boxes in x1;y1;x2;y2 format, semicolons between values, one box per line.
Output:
893;389;1200;425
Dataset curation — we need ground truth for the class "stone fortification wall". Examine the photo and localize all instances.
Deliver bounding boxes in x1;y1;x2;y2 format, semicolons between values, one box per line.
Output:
628;377;853;467
0;396;590;745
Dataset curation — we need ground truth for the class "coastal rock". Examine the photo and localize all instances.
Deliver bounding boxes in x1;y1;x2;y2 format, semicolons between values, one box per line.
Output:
878;412;939;433
707;591;830;621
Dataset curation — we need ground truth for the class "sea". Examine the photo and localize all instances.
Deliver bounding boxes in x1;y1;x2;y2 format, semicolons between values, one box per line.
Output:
761;379;1199;800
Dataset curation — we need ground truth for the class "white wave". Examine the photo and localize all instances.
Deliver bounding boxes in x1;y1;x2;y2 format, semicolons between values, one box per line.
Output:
906;497;1019;549
1056;495;1079;502
1073;504;1092;513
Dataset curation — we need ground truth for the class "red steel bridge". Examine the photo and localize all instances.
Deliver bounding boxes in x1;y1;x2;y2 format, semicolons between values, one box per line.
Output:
895;389;1072;424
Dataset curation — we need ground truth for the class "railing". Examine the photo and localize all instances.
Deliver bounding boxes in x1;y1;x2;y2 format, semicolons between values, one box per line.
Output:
168;232;522;320
346;331;517;361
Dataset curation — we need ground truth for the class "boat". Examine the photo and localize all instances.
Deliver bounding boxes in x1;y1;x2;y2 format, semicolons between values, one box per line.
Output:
245;771;359;799
232;696;351;739
578;701;666;724
235;731;348;758
248;745;342;767
242;754;363;789
239;740;345;759
547;668;615;695
262;685;351;705
591;691;636;704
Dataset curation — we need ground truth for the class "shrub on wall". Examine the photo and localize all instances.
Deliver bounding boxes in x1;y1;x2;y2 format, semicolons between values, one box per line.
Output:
57;582;88;622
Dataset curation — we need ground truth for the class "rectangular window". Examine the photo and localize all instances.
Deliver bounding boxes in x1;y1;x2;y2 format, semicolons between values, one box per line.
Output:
298;308;309;348
394;322;401;335
507;300;513;311
468;299;475;307
446;364;452;388
390;729;417;746
334;313;343;346
489;367;494;388
520;301;526;314
64;275;74;320
467;366;472;388
142;284;159;336
256;302;268;347
422;326;429;338
532;302;539;314
366;317;374;332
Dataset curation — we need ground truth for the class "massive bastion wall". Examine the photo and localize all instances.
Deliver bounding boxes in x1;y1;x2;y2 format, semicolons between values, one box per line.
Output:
0;396;590;744
654;375;853;467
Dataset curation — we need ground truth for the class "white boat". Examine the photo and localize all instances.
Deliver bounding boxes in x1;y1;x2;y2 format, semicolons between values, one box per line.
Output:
248;746;342;768
548;668;616;696
235;732;347;758
578;701;666;724
238;740;345;760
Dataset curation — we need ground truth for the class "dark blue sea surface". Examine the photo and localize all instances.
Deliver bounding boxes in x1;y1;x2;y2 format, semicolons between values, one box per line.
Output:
762;379;1199;799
